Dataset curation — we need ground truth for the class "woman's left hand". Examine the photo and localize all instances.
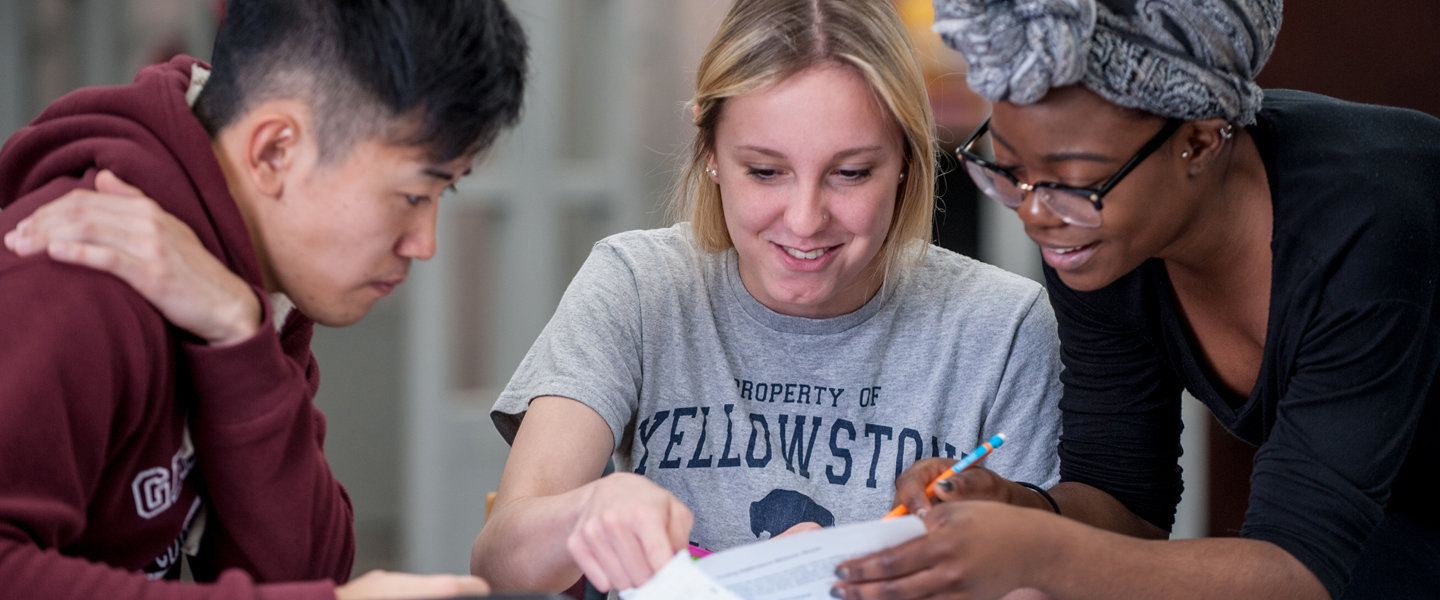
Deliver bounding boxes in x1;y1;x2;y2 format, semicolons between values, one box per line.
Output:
830;501;1063;600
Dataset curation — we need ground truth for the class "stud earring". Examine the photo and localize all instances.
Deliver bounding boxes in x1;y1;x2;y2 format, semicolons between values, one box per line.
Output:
1181;151;1190;159
1221;125;1234;140
706;167;717;177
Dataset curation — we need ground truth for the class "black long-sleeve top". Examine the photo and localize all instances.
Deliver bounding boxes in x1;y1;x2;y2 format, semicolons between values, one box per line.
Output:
1047;90;1440;599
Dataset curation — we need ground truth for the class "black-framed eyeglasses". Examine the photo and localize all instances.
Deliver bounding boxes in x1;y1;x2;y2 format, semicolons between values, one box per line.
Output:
956;116;1183;228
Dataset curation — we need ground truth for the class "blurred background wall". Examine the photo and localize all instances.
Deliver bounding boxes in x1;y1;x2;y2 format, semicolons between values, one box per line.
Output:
3;0;1433;580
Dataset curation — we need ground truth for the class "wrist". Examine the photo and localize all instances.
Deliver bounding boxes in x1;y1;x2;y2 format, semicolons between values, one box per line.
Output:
1016;482;1061;515
1027;512;1086;595
1007;480;1055;512
567;476;604;526
209;286;262;346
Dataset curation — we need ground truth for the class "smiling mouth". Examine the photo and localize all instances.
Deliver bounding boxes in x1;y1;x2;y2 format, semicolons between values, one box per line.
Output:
1050;243;1096;255
783;246;830;260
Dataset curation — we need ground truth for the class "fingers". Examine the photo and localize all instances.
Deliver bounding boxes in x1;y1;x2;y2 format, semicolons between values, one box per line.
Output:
831;563;966;600
998;588;1054;600
775;521;824;538
570;518;631;591
4;228;32;255
605;512;662;589
566;533;614;592
36;185;162;225
569;511;656;591
932;468;1004;504
423;572;492;595
663;498;694;561
41;228;174;299
6;190;172;256
94;169;145;197
35;217;154;258
834;536;937;586
567;474;693;591
4;181;258;345
893;458;957;516
47;241;123;273
334;571;491;600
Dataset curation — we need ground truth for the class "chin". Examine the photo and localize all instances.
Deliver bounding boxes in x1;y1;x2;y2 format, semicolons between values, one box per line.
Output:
294;299;373;328
1053;266;1122;293
313;312;367;328
768;283;836;307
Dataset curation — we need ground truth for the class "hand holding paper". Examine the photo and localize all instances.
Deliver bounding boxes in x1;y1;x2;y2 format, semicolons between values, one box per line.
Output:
622;517;926;600
567;472;694;592
834;501;1061;600
619;551;744;600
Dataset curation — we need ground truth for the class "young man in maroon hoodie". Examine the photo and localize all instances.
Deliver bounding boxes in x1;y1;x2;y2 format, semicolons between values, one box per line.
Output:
0;1;526;599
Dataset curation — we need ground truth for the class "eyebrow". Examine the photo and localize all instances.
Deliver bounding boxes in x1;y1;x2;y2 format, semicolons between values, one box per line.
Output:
989;129;1116;164
423;166;473;181
734;145;885;161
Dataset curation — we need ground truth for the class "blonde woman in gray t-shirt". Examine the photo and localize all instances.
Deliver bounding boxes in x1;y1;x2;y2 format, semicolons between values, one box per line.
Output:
471;1;1061;598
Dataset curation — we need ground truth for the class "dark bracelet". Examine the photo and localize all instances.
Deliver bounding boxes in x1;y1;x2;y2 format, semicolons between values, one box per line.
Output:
1016;481;1061;515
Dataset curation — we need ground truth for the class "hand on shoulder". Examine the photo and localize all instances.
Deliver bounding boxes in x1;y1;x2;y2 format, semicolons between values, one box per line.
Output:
3;170;262;346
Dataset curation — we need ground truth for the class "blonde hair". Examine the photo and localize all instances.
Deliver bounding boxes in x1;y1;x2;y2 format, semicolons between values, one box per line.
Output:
675;0;937;279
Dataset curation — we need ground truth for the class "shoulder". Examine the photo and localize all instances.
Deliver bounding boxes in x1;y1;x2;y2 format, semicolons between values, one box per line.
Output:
1260;90;1440;145
587;223;721;290
592;223;706;267
0;176;166;338
1259;90;1440;197
1259;91;1440;306
897;245;1048;326
0;256;169;351
0;257;171;427
909;245;1043;303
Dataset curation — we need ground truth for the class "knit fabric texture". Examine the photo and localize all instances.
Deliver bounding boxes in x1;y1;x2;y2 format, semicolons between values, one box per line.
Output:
933;0;1282;125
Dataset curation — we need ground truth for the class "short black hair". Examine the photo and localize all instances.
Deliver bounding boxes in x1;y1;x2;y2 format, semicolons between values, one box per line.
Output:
194;0;527;163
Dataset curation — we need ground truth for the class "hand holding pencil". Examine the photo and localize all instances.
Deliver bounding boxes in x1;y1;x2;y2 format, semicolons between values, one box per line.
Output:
884;433;1007;519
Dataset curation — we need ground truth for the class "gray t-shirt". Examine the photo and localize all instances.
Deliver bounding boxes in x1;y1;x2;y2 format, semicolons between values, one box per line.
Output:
492;224;1062;552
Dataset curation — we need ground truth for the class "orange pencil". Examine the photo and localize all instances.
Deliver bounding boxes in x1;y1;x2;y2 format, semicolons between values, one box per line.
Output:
884;433;1007;518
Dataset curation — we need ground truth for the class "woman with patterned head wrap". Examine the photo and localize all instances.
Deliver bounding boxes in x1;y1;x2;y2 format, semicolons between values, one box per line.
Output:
829;1;1440;599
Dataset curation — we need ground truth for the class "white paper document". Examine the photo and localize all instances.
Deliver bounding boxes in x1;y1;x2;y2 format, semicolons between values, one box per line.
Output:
622;516;927;600
619;550;745;600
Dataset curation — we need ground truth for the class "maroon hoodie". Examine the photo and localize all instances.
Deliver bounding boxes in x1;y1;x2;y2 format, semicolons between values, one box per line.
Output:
0;57;353;599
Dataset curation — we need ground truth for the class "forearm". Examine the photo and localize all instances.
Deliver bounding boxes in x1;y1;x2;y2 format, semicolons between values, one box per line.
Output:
1048;482;1169;539
1039;520;1328;600
186;322;355;583
0;536;336;600
470;483;592;592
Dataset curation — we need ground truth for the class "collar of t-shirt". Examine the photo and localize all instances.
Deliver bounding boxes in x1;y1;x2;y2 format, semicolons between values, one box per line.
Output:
269;293;296;333
724;251;889;335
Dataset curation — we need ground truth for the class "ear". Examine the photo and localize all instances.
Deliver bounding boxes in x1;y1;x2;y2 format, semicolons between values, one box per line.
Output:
704;152;719;183
1180;118;1233;176
242;111;306;199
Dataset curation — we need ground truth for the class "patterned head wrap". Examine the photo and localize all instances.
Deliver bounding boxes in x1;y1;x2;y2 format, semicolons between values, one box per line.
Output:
933;0;1282;125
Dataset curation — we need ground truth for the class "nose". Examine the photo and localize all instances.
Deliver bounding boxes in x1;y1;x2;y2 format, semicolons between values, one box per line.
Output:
397;206;439;260
1014;189;1067;230
784;178;828;238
